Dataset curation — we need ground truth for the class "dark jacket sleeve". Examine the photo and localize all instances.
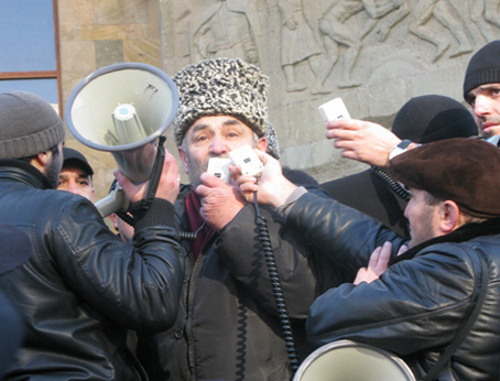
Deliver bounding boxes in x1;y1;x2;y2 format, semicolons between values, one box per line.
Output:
44;194;184;332
286;192;408;276
284;193;479;356
306;244;478;356
215;203;326;319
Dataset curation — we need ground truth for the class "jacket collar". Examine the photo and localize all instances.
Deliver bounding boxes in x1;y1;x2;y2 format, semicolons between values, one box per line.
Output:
0;159;53;189
391;217;500;265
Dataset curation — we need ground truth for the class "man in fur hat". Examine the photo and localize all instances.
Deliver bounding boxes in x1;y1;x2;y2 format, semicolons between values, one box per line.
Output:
236;137;500;380
139;58;331;381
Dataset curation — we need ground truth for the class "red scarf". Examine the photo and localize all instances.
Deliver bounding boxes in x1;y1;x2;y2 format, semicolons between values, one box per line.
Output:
185;190;215;261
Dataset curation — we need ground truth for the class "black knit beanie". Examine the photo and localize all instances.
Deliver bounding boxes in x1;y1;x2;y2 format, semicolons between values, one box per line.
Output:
0;91;65;159
463;40;500;98
391;94;478;143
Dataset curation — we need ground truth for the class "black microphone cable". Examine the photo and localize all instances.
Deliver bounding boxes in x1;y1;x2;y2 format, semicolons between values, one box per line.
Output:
177;221;206;241
371;166;410;202
252;193;300;375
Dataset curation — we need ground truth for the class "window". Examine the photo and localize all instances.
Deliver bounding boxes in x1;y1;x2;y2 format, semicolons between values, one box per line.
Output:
0;0;61;115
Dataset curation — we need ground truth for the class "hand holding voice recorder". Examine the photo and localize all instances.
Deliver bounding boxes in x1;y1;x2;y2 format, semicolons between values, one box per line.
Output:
207;145;264;183
318;97;351;122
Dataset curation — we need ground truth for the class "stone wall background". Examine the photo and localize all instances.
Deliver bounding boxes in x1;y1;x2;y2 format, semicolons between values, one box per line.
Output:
58;0;163;201
59;0;500;202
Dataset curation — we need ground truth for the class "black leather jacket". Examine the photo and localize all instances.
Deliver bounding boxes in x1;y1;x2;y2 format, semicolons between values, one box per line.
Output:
0;160;184;380
288;192;500;380
142;185;338;381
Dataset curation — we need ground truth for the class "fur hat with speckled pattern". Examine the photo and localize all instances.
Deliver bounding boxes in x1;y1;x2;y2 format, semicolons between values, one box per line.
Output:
172;58;280;158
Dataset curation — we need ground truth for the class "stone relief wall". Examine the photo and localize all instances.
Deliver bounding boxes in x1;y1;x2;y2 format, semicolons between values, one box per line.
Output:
57;0;500;201
160;0;500;182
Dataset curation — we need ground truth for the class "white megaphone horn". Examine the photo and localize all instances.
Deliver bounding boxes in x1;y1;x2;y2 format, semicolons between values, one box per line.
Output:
293;340;415;381
64;62;179;217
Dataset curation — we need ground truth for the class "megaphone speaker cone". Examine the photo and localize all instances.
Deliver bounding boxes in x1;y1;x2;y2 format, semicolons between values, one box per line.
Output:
65;62;179;183
293;340;415;381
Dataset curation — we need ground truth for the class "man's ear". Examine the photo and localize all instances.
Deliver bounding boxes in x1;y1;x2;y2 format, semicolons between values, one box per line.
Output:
439;200;462;233
36;150;52;166
178;146;190;174
30;150;51;172
256;136;268;153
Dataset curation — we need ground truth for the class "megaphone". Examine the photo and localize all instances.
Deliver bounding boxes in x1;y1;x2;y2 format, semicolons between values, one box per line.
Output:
293;340;415;381
64;62;179;216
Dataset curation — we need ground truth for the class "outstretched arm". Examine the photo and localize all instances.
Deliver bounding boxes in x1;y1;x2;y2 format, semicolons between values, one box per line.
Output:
234;149;298;208
325;118;403;167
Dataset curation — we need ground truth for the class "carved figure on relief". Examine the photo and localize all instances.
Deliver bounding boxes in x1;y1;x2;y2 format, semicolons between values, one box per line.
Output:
277;0;331;94
318;0;408;89
470;0;500;42
193;0;258;65
408;0;473;63
359;0;410;42
483;0;500;28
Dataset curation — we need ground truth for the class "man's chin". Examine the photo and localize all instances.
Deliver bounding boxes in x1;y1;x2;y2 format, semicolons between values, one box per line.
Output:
482;126;500;138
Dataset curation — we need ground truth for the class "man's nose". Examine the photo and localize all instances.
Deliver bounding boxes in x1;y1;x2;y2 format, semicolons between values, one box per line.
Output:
474;95;491;117
67;180;80;195
210;135;228;155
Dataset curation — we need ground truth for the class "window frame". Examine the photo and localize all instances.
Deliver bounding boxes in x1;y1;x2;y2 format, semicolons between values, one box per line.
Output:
0;0;62;116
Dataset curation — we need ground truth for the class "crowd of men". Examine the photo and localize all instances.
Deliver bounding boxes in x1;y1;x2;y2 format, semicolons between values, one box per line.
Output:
0;39;500;380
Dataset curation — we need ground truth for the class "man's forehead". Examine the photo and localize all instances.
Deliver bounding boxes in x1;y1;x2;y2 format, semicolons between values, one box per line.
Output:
478;83;500;90
470;83;500;94
465;83;500;103
59;166;92;178
190;115;249;131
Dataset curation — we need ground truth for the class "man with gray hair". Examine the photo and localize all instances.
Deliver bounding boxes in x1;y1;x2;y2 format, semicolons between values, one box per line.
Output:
140;58;330;381
0;90;184;380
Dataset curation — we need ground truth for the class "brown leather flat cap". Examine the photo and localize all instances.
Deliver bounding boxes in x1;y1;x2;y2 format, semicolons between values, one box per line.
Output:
388;138;500;218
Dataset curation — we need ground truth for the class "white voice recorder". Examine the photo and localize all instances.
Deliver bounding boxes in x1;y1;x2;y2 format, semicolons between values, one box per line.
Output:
206;157;232;183
206;145;264;182
318;97;351;122
229;145;264;177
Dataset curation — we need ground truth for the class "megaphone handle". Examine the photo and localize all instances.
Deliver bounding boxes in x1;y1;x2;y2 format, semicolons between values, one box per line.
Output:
131;136;167;212
115;209;135;227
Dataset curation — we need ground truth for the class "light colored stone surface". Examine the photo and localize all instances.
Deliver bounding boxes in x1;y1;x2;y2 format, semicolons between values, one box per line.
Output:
95;39;124;67
58;0;162;203
58;0;94;26
57;0;500;203
160;0;500;183
124;38;161;66
94;0;150;25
